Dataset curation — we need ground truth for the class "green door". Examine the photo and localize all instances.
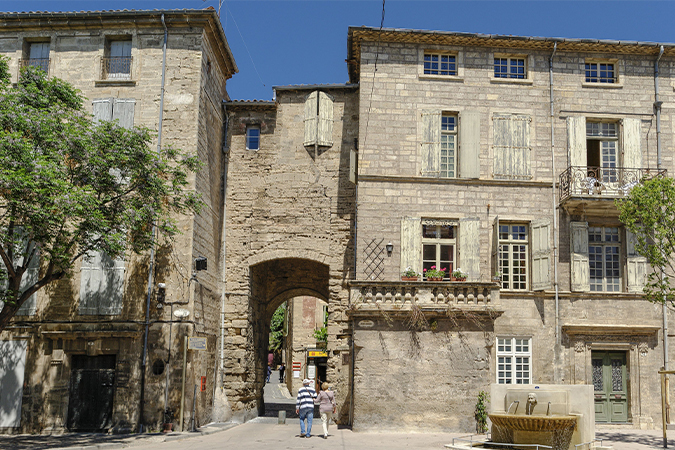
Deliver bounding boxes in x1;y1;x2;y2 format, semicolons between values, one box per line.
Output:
592;351;628;423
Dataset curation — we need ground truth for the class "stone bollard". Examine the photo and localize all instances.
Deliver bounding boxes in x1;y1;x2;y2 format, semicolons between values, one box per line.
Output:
278;410;286;424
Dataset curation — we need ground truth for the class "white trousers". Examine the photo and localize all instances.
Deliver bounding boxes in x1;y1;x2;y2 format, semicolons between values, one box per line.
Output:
320;411;333;436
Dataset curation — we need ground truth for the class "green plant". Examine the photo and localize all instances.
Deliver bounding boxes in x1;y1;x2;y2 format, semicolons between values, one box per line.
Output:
269;303;286;351
313;326;327;342
474;390;489;434
402;266;420;278
452;268;467;278
424;265;446;279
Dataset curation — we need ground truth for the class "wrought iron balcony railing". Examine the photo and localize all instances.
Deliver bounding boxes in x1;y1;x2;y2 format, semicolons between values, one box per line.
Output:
559;166;666;203
19;58;50;74
100;57;132;80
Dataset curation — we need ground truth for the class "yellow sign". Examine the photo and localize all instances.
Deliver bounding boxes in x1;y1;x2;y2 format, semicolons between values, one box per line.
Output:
308;350;327;357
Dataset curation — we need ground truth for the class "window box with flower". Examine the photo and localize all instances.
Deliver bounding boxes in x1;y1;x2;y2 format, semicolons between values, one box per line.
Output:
401;266;420;281
424;265;447;281
451;268;467;281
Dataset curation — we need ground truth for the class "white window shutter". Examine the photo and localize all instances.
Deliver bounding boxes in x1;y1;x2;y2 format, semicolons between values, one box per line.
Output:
459;217;481;281
570;222;590;292
622;118;642;169
492;215;500;278
112;99;136;129
30;42;50;59
317;92;334;147
626;229;647;293
420;110;441;176
304;91;318;147
400;217;422;275
493;114;530;179
92;98;113;124
493;114;511;177
531;219;551;291
459;110;481;178
567;116;587;167
79;251;125;316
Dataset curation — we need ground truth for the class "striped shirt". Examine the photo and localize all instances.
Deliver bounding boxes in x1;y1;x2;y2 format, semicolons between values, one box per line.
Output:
296;386;317;411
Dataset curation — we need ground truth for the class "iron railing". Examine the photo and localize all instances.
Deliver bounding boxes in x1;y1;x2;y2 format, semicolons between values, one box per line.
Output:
19;58;50;74
100;57;132;80
559;166;667;202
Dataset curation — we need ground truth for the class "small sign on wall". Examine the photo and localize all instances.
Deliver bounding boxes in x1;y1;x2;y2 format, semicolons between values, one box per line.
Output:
293;371;300;378
188;337;207;350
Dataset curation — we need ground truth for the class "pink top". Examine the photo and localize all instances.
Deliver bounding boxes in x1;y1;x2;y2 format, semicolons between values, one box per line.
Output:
316;390;336;413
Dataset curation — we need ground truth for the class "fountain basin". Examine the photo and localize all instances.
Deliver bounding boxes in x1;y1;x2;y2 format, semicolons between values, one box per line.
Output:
489;413;578;432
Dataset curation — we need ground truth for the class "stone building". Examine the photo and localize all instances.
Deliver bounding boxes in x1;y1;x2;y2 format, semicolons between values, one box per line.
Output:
0;9;236;433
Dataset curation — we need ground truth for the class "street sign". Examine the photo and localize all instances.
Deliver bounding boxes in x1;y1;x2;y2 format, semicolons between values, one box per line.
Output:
188;337;207;350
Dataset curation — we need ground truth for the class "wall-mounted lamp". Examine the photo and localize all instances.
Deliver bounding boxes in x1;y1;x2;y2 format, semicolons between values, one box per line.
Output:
386;242;394;256
156;282;166;306
195;256;207;271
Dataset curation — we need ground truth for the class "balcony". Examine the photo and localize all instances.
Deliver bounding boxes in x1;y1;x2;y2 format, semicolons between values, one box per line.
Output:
348;280;501;317
559;166;666;215
19;58;50;75
100;57;132;81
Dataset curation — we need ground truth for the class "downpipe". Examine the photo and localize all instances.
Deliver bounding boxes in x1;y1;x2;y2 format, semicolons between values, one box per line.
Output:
549;42;561;383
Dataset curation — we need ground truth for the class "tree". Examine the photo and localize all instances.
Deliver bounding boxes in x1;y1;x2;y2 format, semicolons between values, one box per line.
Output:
269;302;286;351
616;176;675;307
0;56;201;330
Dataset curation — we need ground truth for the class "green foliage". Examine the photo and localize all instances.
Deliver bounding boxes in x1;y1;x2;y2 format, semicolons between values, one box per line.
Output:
474;390;489;434
313;326;327;343
0;65;202;329
616;176;675;306
269;302;286;351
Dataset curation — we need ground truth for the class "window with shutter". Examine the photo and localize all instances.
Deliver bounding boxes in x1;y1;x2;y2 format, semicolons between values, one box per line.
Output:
421;220;457;280
26;41;50;73
304;91;333;148
105;39;132;79
459;111;481;179
459;217;481;281
570;222;590;292
400;217;422;276
79;251;125;316
420;111;441;176
499;223;529;291
493;113;531;180
531;219;551;291
625;229;647;293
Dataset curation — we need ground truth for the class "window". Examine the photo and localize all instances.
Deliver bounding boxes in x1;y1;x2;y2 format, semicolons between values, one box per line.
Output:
423;52;456;76
585;62;616;83
494;57;525;79
246;126;260;151
493;113;531;180
24;42;50;73
422;222;456;280
103;39;132;80
497;337;531;384
440;114;458;178
586;121;618;183
589;227;621;292
499;224;528;290
303;91;334;147
79;250;125;315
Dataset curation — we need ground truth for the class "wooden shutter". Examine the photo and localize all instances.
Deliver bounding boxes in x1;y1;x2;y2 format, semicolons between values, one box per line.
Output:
29;42;50;59
626;229;647;293
420;110;441;176
79;251;125;315
112;99;136;129
493;113;530;179
531;219;551;291
349;149;357;184
459;217;481;281
304;91;318;146
567;116;586;167
622;118;642;169
492;215;500;278
570;222;590;292
110;40;132;58
15;250;39;316
92;98;113;124
459;110;481;178
400;217;422;275
317;92;334;147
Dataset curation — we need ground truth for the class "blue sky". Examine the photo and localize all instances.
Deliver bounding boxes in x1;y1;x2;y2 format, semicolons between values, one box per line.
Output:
4;1;675;100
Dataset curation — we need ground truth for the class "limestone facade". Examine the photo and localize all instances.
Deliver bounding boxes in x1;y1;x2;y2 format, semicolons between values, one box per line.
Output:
0;10;236;433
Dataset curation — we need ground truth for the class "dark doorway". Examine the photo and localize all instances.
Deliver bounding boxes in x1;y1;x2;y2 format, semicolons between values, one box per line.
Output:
67;355;116;431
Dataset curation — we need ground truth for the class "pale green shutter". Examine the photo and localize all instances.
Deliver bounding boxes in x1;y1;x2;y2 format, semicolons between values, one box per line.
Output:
400;217;422;275
459;217;480;281
317;92;334;147
493;114;530;179
112;98;136;129
622;118;642;169
626;229;647;293
493;114;510;177
80;251;125;315
420;111;441;176
79;251;101;315
567;116;586;167
531;219;551;291
570;222;590;292
304;91;318;146
92;98;113;123
459;110;481;178
492;215;500;278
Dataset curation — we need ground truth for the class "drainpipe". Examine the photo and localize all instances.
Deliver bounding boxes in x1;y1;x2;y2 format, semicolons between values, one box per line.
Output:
549;42;560;384
139;12;169;433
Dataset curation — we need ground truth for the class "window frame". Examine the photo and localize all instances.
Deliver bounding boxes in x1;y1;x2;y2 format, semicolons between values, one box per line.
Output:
497;337;532;385
440;113;458;178
490;53;533;85
583;59;622;88
103;36;133;80
588;226;622;293
246;125;261;151
21;40;51;75
421;220;457;280
498;223;529;291
418;48;464;81
586;120;619;182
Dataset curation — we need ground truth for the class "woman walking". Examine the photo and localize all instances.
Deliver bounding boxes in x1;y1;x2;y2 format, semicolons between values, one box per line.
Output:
316;383;336;439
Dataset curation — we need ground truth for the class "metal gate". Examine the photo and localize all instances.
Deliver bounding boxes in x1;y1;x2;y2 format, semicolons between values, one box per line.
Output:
592;351;628;423
67;355;116;431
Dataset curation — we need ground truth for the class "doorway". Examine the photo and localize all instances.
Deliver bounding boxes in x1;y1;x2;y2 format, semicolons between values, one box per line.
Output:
67;354;116;431
592;350;628;423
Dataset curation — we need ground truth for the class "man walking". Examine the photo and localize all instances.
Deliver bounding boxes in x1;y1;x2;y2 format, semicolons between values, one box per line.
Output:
278;363;285;382
295;378;317;438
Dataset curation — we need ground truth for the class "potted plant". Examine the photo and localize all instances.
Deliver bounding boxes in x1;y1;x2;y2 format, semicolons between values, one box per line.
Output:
401;266;420;281
492;271;502;283
451;268;467;281
423;265;446;281
163;407;175;432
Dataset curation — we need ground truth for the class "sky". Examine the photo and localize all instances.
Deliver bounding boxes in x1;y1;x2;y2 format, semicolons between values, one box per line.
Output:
3;0;675;100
